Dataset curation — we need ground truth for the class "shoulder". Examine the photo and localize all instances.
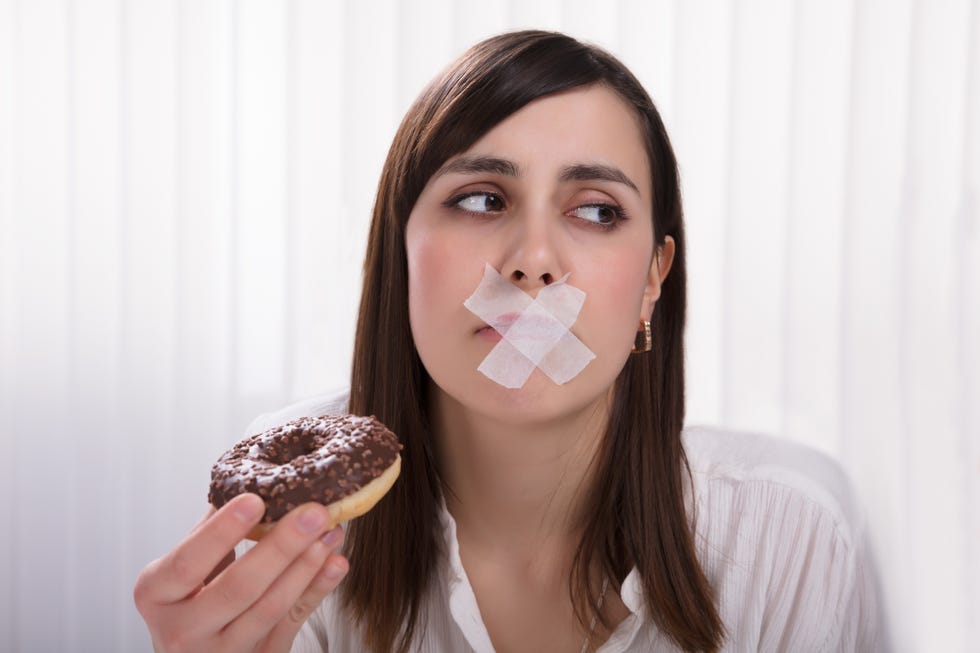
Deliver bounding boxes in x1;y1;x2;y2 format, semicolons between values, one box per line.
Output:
681;424;862;541
242;387;351;436
679;426;886;651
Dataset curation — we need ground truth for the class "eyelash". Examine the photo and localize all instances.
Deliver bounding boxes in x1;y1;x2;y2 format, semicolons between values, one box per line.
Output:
442;191;630;232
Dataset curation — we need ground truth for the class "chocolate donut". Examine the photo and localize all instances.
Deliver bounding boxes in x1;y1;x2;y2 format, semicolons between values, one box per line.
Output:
208;414;402;539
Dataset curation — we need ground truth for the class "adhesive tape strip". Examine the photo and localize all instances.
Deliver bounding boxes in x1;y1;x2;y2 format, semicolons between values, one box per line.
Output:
463;264;595;388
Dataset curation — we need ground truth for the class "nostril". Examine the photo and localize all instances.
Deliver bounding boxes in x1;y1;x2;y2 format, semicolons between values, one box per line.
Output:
509;269;555;285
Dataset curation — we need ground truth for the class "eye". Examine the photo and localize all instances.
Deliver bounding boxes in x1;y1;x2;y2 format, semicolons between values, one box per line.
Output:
570;203;626;226
449;191;506;214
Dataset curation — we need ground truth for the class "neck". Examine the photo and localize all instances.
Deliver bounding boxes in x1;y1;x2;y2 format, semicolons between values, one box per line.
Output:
431;385;611;559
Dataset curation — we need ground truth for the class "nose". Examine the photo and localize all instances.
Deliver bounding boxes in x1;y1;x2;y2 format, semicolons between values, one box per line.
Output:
500;210;562;290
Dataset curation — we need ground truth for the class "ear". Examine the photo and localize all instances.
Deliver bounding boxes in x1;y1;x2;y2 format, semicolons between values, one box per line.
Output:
640;236;675;320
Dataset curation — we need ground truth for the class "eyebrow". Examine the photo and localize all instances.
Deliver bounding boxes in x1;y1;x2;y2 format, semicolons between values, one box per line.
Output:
437;155;519;177
435;156;641;195
559;163;640;194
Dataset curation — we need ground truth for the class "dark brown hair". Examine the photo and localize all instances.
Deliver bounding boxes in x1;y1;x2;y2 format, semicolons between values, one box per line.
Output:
344;30;725;652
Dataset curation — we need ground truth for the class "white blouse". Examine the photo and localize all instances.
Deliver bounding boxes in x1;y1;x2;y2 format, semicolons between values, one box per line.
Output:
240;391;888;652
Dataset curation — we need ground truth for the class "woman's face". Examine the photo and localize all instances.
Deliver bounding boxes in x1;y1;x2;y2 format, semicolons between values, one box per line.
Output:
405;84;673;424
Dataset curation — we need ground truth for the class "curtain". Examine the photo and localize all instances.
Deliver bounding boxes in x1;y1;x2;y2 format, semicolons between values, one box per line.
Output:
0;0;976;650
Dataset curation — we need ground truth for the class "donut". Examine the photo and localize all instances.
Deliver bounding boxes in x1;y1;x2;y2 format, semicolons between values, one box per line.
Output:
208;414;402;540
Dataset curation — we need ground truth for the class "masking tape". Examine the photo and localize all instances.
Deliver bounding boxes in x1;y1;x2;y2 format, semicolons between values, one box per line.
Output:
463;264;595;388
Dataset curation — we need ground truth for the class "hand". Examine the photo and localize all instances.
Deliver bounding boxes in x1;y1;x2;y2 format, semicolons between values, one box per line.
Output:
134;494;349;653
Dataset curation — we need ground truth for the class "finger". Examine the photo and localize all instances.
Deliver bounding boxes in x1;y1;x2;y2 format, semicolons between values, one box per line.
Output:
260;551;350;652
193;502;335;630
135;506;217;614
204;549;237;586
188;504;218;537
136;493;266;605
224;527;345;646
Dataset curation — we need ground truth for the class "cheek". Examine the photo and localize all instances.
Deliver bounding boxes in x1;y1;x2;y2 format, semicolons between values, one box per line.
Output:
405;224;482;339
580;253;650;352
407;236;449;342
407;239;443;315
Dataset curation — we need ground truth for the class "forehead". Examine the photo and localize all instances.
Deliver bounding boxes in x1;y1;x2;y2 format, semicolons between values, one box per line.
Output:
454;85;651;198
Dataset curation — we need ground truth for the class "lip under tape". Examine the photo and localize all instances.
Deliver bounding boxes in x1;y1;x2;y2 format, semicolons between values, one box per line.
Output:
463;264;596;388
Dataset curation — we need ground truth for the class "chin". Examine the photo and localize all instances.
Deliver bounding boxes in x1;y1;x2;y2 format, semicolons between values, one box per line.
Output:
464;367;614;426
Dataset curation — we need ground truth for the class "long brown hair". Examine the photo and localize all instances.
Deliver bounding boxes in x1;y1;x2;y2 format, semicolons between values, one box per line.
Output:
344;30;725;652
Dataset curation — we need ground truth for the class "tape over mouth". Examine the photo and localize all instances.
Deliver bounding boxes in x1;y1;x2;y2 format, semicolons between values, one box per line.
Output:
463;264;596;388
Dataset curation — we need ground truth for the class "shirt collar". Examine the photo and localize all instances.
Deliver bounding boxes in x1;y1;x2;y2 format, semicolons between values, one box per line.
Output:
437;499;645;653
440;499;497;653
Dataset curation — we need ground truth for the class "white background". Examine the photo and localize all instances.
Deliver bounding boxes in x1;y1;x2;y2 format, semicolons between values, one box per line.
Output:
1;0;977;651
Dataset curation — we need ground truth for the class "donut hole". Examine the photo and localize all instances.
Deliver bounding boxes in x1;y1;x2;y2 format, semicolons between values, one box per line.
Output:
256;430;320;465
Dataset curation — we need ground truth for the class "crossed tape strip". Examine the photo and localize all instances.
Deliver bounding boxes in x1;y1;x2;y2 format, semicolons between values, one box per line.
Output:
463;264;596;388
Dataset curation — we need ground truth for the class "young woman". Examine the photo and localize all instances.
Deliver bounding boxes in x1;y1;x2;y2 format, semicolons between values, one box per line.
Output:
135;31;885;653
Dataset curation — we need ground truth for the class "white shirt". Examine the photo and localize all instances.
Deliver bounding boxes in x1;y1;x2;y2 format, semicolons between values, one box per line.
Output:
242;391;888;652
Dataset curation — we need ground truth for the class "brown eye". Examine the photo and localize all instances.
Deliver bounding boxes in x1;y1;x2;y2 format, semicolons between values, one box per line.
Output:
453;192;505;213
572;203;623;225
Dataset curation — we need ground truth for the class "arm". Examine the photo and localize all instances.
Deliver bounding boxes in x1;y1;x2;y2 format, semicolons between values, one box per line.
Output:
755;487;889;652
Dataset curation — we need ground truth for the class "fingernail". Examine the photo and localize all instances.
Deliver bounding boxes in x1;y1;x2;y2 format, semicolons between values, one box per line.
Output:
233;495;264;522
324;559;347;581
320;526;344;549
296;507;326;534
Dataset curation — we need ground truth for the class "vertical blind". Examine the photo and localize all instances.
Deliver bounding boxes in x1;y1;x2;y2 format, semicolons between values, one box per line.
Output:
1;0;977;651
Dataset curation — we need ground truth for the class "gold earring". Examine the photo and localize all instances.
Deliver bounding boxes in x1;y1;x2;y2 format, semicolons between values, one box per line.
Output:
631;319;652;354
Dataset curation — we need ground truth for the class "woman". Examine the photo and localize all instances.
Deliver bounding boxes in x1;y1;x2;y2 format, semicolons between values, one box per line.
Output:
135;31;884;652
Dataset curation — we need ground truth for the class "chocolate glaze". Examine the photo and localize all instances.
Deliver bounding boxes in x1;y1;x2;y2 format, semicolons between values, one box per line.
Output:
208;414;402;522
